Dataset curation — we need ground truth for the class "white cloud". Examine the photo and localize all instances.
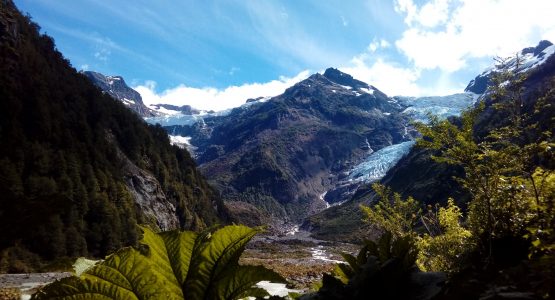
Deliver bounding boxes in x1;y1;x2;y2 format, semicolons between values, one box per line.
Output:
80;64;89;71
368;38;391;52
134;70;310;111
340;56;421;97
394;0;555;72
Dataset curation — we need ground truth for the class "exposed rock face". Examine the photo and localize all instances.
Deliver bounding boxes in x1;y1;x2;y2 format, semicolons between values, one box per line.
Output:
121;155;179;231
106;133;179;230
83;71;158;117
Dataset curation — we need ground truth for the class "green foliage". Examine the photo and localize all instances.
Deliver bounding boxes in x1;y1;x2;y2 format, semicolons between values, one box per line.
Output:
417;199;473;272
302;232;444;300
360;183;421;238
32;225;285;300
361;184;472;273
333;232;417;285
415;54;555;267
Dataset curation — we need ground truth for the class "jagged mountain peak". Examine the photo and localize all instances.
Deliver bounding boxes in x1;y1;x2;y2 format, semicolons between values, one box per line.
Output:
323;67;369;90
522;40;553;56
283;68;388;103
82;70;160;117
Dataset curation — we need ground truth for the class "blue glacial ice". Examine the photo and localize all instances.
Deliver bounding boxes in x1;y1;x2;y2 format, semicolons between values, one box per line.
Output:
348;140;415;183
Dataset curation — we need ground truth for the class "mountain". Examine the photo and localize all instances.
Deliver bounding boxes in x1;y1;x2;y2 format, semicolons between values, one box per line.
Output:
82;71;160;117
161;68;415;225
0;0;228;272
121;68;477;229
306;40;555;241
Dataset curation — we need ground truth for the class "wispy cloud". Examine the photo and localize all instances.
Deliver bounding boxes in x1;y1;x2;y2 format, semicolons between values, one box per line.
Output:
341;15;349;27
135;70;310;111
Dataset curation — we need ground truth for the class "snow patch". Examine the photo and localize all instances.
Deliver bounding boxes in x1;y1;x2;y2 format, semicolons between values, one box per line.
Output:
360;87;374;95
286;225;300;236
319;191;330;208
168;135;197;154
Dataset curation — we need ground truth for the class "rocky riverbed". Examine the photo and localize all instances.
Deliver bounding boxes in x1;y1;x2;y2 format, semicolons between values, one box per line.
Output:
241;229;357;292
0;272;72;300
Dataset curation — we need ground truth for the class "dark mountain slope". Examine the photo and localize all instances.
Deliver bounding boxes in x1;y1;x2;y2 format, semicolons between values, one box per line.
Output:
0;0;227;271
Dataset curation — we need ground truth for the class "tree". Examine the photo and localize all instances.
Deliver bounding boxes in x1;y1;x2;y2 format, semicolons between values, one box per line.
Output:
415;55;555;262
417;199;472;272
360;183;420;239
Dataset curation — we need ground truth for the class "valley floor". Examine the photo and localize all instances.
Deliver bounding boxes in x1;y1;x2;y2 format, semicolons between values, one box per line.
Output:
241;229;357;291
0;272;71;300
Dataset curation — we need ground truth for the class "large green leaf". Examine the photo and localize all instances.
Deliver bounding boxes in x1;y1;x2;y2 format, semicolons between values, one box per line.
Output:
185;225;268;299
32;225;285;300
33;247;181;299
159;229;198;285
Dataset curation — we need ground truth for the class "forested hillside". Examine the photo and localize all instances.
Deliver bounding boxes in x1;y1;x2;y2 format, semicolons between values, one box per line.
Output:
0;0;228;272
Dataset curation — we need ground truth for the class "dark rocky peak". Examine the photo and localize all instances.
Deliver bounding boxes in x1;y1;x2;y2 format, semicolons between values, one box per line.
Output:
323;67;369;90
82;70;159;117
82;71;142;104
522;40;553;56
279;68;398;115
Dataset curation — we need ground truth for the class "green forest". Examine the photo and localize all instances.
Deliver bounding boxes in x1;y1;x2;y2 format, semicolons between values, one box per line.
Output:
0;1;228;272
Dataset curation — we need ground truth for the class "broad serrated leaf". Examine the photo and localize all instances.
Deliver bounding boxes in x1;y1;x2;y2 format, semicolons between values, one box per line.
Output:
185;225;260;299
159;229;198;286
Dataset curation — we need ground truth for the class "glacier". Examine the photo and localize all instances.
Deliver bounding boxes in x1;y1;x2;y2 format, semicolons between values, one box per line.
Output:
345;93;478;184
395;92;479;123
348;140;415;183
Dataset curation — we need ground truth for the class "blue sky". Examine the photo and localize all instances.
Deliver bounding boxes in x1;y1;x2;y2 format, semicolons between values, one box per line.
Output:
14;0;555;111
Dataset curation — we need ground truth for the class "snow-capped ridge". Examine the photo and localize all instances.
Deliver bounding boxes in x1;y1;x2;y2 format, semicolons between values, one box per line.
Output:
465;40;555;94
